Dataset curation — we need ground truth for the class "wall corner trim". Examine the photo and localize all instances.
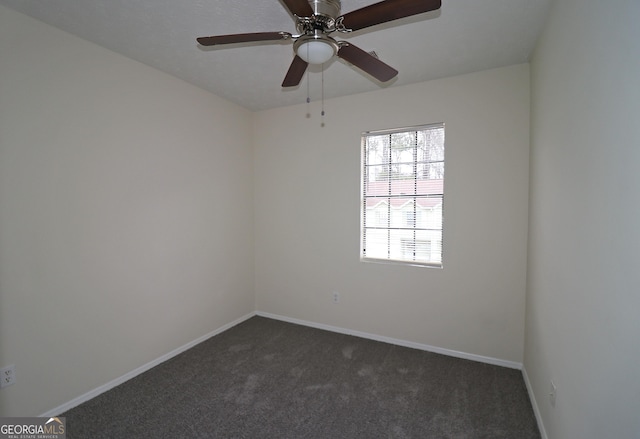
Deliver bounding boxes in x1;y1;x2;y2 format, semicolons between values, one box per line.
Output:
522;366;549;439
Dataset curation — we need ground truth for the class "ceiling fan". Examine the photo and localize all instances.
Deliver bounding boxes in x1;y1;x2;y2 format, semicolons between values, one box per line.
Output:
197;0;442;87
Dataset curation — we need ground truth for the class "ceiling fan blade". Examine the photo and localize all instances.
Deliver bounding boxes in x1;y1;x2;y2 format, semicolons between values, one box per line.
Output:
339;0;441;32
197;32;292;46
281;0;314;17
282;55;309;87
338;43;398;82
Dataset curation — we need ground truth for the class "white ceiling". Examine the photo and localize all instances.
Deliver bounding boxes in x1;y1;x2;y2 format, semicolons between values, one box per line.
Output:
0;0;551;111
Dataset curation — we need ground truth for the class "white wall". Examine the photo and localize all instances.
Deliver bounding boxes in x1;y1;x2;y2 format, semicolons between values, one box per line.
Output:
525;0;640;437
0;6;254;416
254;64;530;364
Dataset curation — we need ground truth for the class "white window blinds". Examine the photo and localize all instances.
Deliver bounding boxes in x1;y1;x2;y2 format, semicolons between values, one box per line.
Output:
361;124;445;267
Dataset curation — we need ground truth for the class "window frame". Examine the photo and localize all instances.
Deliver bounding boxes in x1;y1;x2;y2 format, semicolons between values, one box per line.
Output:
360;123;445;268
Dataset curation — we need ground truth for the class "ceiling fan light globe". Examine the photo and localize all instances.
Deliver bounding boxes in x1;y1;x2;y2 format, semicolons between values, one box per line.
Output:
297;40;335;64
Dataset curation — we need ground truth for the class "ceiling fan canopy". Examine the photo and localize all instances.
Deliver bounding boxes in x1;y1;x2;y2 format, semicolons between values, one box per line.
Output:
197;0;441;87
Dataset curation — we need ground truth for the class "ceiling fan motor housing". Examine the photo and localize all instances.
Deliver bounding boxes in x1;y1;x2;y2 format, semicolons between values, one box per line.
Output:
310;0;341;20
296;0;341;34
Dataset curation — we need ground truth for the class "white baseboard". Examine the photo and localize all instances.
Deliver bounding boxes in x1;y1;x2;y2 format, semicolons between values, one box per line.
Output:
522;367;549;439
40;311;256;417
256;311;523;370
42;310;524;417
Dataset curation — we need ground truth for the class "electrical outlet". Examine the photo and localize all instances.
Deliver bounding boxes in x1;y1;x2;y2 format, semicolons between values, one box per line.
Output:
1;365;16;388
549;380;557;407
332;291;340;304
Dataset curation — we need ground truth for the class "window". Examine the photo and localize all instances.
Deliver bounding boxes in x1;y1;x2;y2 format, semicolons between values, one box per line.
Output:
361;124;444;267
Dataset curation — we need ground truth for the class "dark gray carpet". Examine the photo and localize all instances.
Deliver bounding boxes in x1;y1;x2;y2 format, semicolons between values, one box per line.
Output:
63;316;540;438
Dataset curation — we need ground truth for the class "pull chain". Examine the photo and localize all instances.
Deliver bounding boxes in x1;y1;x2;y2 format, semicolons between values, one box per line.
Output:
304;57;327;126
321;64;326;127
306;43;311;118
